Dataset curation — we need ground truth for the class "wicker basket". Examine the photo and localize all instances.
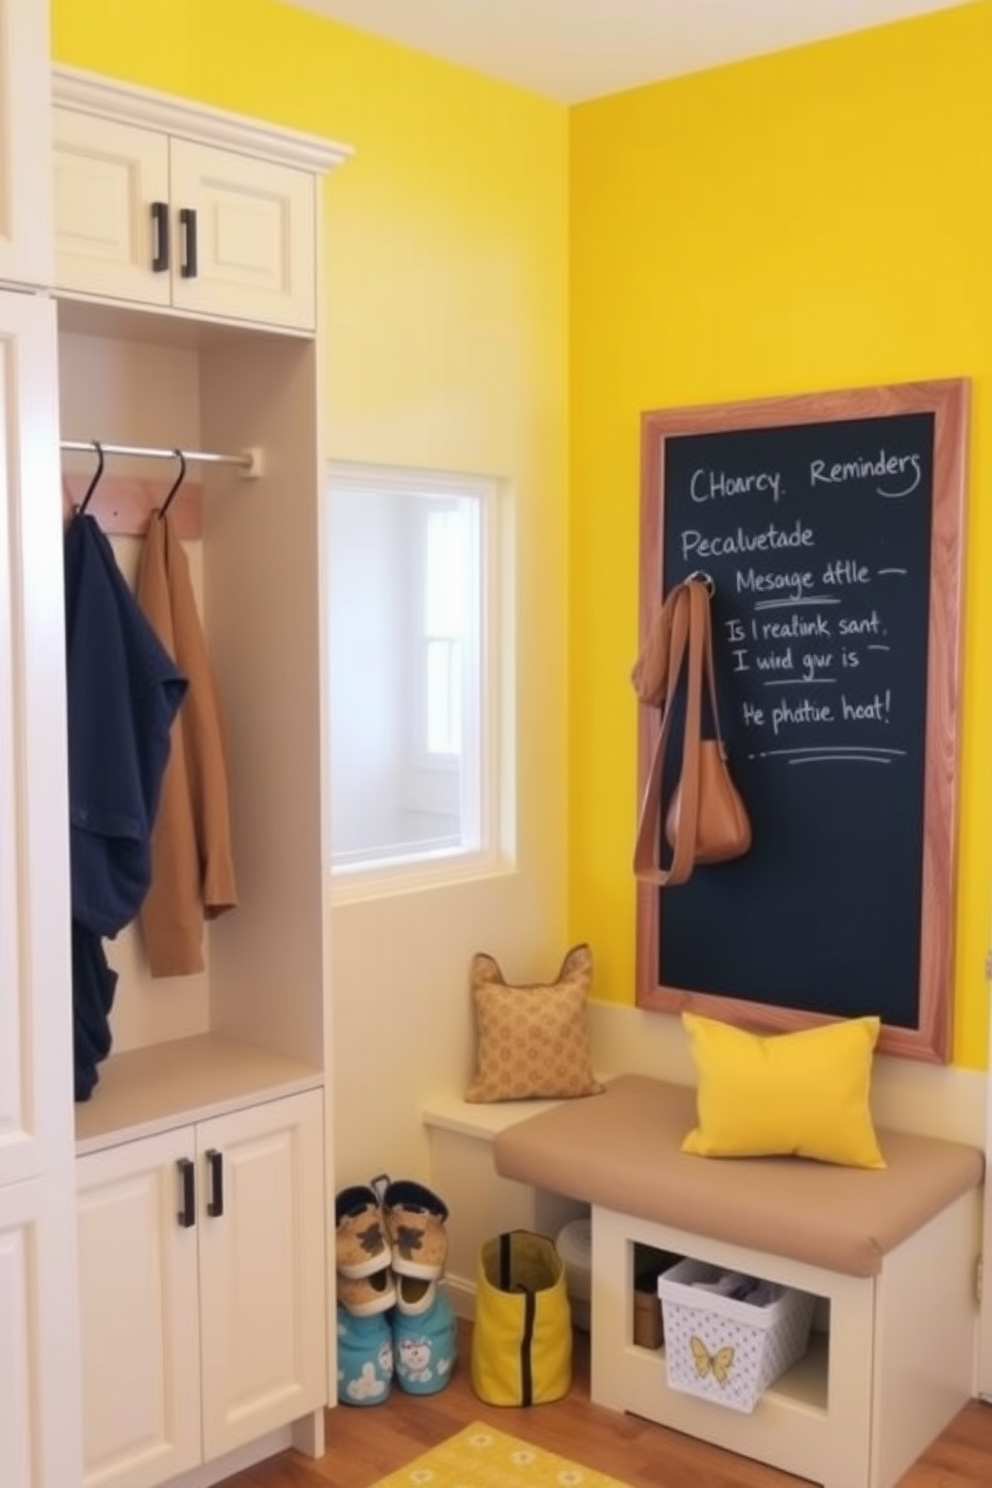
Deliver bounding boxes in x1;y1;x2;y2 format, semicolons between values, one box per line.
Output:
657;1258;815;1414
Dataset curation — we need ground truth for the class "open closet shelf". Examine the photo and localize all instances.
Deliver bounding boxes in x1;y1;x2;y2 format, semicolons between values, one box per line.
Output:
74;1031;323;1156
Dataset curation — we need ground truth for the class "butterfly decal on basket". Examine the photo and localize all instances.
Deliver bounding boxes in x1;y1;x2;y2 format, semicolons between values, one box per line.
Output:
690;1335;735;1385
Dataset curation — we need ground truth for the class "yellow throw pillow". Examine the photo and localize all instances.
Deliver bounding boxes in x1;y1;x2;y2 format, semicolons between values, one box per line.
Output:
465;944;604;1102
681;1011;885;1168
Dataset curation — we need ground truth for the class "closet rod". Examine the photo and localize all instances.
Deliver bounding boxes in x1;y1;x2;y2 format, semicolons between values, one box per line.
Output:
60;439;261;476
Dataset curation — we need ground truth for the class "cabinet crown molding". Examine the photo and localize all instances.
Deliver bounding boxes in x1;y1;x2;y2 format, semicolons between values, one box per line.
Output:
52;63;353;175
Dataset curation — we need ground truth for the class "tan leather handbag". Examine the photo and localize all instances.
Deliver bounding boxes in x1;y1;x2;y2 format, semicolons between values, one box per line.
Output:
632;578;751;887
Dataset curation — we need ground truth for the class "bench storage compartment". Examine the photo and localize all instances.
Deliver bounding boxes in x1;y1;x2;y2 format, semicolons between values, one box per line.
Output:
658;1258;815;1413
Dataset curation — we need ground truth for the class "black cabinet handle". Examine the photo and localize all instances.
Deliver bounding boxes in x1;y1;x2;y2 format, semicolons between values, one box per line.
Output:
177;1158;195;1228
180;207;198;279
206;1148;224;1217
150;201;170;273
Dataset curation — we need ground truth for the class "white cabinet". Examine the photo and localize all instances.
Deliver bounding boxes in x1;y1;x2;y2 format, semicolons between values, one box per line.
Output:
0;0;53;287
50;64;350;1488
0;287;82;1488
53;102;322;331
77;1089;326;1488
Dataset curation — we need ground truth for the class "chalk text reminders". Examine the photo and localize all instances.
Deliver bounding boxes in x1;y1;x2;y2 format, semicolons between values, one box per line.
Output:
687;447;922;512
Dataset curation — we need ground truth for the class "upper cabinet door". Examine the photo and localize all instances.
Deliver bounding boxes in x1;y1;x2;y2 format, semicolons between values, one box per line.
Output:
52;109;171;309
52;70;349;333
53;109;317;332
169;139;316;331
0;289;72;1190
0;0;53;288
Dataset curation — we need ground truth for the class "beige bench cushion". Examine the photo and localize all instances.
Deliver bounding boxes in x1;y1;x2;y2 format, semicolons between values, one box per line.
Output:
492;1074;984;1277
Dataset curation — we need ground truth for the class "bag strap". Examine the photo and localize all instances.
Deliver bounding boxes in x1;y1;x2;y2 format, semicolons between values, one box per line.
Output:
633;580;709;886
700;582;728;756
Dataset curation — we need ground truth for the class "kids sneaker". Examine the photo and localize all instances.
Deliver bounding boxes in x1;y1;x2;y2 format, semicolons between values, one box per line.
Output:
337;1267;397;1317
372;1174;449;1280
335;1184;391;1279
394;1273;437;1316
393;1286;457;1396
336;1306;394;1406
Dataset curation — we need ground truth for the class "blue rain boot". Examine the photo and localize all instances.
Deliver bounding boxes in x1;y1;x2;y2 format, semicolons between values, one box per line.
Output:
336;1305;394;1406
392;1279;457;1395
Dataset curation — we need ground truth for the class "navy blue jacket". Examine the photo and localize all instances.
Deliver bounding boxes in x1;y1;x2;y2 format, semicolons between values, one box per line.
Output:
64;514;187;1098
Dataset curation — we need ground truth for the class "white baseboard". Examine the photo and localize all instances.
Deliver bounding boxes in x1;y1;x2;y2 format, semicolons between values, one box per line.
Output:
445;1272;477;1320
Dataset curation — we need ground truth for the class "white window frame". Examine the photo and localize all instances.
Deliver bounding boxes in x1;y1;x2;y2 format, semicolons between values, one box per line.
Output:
325;461;509;902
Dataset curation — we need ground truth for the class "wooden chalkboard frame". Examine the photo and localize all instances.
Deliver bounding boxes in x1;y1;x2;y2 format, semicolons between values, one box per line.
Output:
636;380;968;1062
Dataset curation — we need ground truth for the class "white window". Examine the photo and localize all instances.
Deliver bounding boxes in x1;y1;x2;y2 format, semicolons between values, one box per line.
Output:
325;462;502;888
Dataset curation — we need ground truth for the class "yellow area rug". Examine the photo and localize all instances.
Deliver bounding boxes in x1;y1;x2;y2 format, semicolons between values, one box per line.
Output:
372;1424;628;1488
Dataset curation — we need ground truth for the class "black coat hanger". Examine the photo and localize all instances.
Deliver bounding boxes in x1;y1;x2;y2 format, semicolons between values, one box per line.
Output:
77;442;105;516
159;449;187;518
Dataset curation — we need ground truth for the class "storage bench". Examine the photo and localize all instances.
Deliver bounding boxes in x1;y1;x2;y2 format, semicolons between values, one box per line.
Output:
490;1074;984;1488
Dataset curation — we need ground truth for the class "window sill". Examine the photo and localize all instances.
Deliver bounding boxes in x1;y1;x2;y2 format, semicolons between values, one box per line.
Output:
329;851;516;906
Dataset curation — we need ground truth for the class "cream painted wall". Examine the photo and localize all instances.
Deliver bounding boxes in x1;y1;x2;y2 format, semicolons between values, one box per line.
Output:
52;0;570;1188
569;2;992;1092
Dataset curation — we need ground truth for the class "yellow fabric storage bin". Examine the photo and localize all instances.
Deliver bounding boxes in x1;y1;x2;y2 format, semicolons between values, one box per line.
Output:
471;1230;572;1406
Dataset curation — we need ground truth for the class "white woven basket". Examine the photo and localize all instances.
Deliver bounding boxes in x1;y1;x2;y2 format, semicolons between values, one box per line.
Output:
657;1258;815;1414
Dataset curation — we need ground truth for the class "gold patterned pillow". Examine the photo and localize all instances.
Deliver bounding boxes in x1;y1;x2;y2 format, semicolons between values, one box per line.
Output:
465;944;604;1102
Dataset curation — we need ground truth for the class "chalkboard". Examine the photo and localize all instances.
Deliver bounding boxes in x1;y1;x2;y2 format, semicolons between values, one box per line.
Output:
635;381;967;1062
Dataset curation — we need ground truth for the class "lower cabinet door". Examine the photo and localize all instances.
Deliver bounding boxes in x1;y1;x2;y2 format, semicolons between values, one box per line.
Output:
76;1089;327;1488
0;1176;82;1488
76;1130;201;1488
197;1088;326;1460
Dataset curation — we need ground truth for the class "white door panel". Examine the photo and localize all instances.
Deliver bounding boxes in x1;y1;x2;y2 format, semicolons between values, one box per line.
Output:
198;1090;326;1458
0;1177;82;1488
76;1132;201;1488
0;0;53;286
0;291;71;1189
170;139;314;330
53;110;170;306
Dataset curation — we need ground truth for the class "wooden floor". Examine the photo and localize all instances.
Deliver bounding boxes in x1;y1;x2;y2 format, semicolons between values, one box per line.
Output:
223;1322;991;1488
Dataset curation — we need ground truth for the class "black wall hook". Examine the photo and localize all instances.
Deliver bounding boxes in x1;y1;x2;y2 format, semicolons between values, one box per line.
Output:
159;449;187;518
77;442;105;516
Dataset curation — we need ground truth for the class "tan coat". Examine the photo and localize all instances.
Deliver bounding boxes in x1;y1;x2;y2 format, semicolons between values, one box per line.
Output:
135;511;238;975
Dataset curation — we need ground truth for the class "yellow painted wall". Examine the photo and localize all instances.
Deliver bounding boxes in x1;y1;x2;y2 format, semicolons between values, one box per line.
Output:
569;1;992;1067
